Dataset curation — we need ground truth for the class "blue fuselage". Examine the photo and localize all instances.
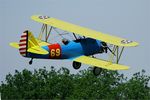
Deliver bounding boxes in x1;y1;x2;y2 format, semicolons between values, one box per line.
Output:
27;38;103;59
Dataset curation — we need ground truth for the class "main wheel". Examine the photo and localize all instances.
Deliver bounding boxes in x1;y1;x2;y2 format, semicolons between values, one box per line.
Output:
93;67;102;76
72;61;81;69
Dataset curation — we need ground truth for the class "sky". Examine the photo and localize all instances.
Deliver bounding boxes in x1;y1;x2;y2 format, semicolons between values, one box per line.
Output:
0;0;150;82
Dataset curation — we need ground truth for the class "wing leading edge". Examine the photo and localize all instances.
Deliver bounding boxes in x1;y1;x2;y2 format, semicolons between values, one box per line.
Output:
31;15;139;47
74;56;129;70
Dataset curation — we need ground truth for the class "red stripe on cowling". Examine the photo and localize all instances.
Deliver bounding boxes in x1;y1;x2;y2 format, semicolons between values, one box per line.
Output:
19;43;26;46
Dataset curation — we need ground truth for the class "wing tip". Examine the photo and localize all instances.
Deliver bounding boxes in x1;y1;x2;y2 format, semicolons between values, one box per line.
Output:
31;15;51;20
120;39;139;47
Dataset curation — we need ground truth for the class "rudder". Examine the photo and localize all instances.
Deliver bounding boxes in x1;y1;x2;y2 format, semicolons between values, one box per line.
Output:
19;30;28;57
19;30;39;57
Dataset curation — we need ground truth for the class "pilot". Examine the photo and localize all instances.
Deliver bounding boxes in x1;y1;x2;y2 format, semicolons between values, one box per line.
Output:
62;38;69;45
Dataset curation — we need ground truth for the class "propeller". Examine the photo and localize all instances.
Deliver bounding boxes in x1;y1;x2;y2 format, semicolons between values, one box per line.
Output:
101;42;116;56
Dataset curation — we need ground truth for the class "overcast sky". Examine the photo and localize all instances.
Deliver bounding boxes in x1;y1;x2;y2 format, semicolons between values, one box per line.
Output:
0;0;150;82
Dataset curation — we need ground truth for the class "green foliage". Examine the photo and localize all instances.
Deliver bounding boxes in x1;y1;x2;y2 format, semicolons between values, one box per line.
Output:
0;67;150;99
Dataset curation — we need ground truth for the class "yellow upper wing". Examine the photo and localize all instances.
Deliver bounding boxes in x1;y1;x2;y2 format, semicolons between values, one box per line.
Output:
74;56;129;70
31;15;139;47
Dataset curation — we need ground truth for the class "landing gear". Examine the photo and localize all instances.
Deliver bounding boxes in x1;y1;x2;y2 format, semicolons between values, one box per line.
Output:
93;67;102;76
72;61;81;69
29;58;33;65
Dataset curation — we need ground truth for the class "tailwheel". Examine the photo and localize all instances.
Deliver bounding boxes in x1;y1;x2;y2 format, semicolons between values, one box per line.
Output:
72;61;81;69
93;67;102;76
29;58;33;65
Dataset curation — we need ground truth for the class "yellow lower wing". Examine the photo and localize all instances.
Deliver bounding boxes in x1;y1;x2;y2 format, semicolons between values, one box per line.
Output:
74;56;129;70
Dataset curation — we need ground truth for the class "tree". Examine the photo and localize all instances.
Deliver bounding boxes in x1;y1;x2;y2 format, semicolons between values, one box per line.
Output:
0;66;150;99
119;70;150;99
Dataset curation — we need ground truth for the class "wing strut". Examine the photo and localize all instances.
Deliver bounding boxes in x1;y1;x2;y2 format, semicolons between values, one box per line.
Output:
38;24;45;40
73;33;78;40
108;45;125;64
116;46;124;64
38;24;52;42
45;26;52;42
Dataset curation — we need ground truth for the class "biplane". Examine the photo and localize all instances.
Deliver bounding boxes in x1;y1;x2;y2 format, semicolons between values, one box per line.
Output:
10;15;139;75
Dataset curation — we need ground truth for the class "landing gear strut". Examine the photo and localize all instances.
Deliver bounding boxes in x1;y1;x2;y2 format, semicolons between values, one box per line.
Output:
93;67;102;76
29;58;33;65
72;61;81;69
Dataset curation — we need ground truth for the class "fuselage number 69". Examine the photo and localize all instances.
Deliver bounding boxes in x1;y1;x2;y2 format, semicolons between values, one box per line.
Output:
50;48;61;57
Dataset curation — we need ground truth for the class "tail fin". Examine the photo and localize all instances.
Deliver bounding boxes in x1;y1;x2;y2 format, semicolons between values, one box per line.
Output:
19;30;48;57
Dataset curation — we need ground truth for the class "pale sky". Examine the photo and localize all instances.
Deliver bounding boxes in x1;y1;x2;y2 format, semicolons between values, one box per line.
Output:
0;0;150;82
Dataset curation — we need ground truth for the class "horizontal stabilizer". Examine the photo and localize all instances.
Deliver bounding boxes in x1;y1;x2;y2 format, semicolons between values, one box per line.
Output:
74;56;129;70
27;46;49;54
9;42;19;49
9;42;48;55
